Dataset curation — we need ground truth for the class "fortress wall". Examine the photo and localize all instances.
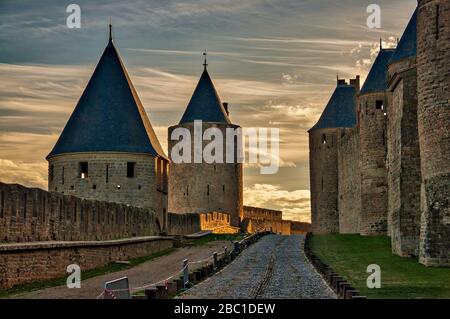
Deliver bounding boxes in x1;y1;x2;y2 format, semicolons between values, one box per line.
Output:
290;221;312;234
0;236;173;289
168;123;243;227
243;206;282;222
337;128;361;234
387;59;421;257
167;211;232;235
47;152;168;231
358;92;389;235
0;182;162;243
309;128;339;234
417;0;450;266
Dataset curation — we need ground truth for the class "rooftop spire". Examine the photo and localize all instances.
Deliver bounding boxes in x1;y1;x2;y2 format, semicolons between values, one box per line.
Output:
380;38;383;49
203;49;208;70
109;21;112;42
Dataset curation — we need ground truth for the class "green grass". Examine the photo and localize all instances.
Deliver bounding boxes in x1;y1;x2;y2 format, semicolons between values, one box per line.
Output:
310;234;450;299
0;248;176;299
190;233;245;247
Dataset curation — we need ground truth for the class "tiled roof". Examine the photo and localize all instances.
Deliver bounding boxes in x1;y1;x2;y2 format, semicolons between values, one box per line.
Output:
309;83;357;132
47;34;167;160
179;69;230;124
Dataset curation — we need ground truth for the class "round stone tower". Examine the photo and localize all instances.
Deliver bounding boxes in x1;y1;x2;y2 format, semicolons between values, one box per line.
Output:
46;26;169;231
358;46;394;236
417;0;450;266
308;78;359;234
168;64;243;227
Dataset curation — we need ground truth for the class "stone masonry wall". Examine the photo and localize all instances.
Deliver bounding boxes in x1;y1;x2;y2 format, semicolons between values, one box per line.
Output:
47;152;168;231
0;182;162;242
168;122;243;227
358;92;389;235
387;59;422;257
417;0;450;266
243;206;282;222
0;236;173;289
309;128;339;234
167;211;232;235
337;127;361;233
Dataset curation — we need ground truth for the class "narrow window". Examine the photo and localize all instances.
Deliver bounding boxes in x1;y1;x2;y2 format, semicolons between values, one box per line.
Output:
436;5;440;40
186;185;189;196
92;184;96;190
106;164;109;183
62;166;65;185
223;184;225;193
156;158;162;191
207;184;210;196
376;100;383;110
322;134;326;144
79;162;88;178
163;161;168;193
321;177;324;191
127;162;136;178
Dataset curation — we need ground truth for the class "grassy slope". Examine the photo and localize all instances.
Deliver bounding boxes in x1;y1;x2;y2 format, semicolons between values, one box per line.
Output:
310;234;450;299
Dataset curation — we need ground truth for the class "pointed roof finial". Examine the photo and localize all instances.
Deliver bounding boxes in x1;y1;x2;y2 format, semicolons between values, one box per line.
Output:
203;49;208;70
336;72;339;84
108;17;113;43
380;38;383;50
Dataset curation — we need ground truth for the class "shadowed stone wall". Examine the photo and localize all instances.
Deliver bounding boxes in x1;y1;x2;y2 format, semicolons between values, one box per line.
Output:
417;0;450;266
0;236;173;289
337;128;361;234
0;182;162;243
358;92;389;235
309;128;339;234
387;57;421;257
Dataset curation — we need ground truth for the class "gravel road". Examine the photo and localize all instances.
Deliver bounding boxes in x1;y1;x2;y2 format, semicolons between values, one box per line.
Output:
182;234;336;299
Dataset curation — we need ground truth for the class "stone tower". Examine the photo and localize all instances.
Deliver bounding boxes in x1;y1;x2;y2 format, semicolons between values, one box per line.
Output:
309;77;359;234
358;46;394;236
387;9;422;257
168;64;243;227
417;0;450;266
46;26;169;232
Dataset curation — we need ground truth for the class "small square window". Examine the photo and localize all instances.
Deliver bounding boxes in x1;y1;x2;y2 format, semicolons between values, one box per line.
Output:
376;100;384;110
127;162;136;178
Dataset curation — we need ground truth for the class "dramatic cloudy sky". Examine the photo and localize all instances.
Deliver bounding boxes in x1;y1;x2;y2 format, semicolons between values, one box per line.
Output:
0;0;416;222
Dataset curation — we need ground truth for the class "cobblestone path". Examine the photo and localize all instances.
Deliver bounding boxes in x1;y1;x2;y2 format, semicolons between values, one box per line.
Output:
181;234;336;299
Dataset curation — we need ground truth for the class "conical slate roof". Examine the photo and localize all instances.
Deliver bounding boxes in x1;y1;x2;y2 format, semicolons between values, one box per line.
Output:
309;83;356;132
390;9;417;63
360;48;395;95
47;31;167;160
179;69;231;124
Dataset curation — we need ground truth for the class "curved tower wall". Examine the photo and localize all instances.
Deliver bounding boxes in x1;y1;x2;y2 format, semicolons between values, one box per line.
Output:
417;0;450;266
387;56;421;257
48;153;168;230
168;122;243;227
358;91;389;235
309;128;339;234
